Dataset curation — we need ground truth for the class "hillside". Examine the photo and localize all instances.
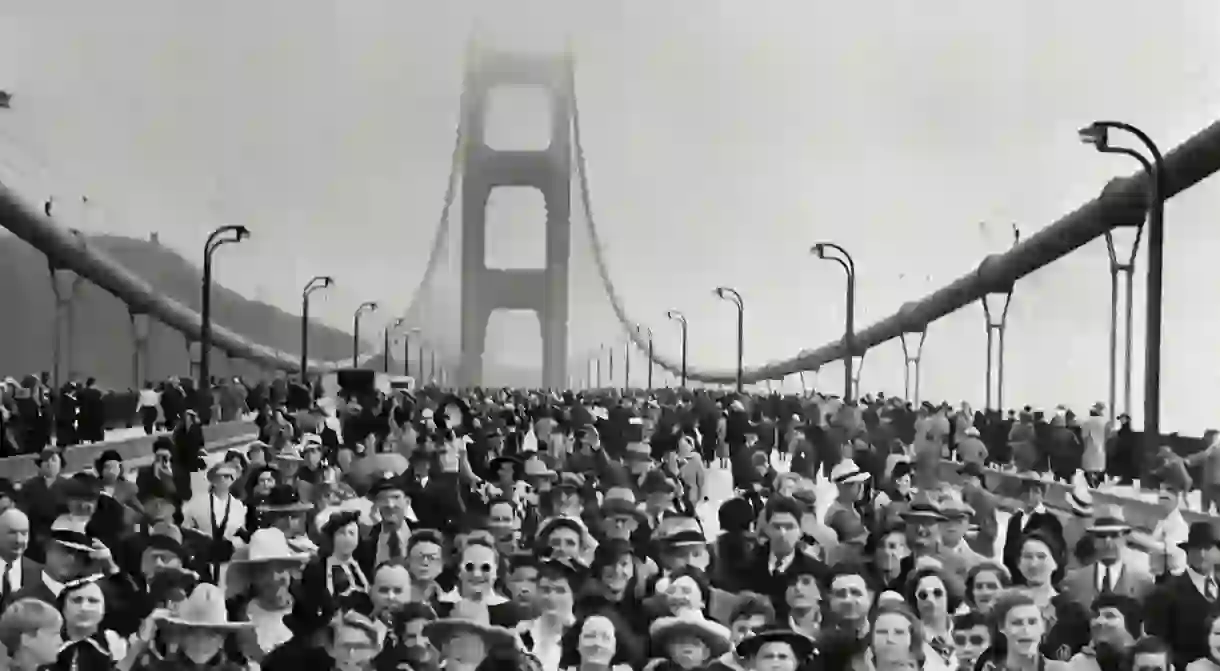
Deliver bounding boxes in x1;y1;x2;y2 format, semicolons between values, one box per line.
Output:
0;233;356;388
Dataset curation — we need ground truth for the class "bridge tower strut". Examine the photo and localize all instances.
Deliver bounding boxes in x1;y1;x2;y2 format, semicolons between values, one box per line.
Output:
458;47;572;389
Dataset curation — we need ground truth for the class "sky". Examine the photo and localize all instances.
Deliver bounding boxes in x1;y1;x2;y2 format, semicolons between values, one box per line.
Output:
2;0;1220;432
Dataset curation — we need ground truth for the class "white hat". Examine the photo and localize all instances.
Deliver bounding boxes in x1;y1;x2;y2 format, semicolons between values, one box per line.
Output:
830;459;870;485
159;584;254;632
229;528;310;565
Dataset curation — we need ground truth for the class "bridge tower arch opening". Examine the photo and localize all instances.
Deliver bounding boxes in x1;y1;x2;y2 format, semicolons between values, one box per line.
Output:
459;48;572;389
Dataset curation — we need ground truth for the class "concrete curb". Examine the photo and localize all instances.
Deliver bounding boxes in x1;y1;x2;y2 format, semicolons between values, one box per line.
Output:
1;421;258;481
937;460;1220;534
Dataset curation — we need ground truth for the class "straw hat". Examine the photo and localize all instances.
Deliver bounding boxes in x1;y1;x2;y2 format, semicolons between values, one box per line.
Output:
423;618;516;651
599;487;648;523
158;584;254;632
258;484;314;514
1086;504;1131;535
522;456;557;480
830;460;870;485
1066;486;1094;517
649;615;733;657
49;516;95;554
229;528;311;566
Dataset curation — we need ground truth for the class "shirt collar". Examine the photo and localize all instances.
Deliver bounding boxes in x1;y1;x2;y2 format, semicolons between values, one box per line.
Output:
44;573;65;597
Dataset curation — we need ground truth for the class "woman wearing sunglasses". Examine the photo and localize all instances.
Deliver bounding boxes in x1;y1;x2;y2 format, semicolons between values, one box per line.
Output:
904;566;963;668
434;537;523;627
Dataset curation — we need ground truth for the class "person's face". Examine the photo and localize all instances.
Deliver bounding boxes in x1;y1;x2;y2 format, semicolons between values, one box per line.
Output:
767;512;801;555
1002;604;1046;657
408;541;443;582
537;576;574;615
99;459;122;483
505;566;538;609
443;631;488;666
40;454;62;478
375;489;407;525
332;522;360;558
666;635;710;670
1024;487;1044;508
875;531;909;572
258;564;296;598
871;613;913;663
63;582;106;630
178;631;226;664
785;573;822;612
255;471;276;495
907;516;941;551
497;464;515;482
953;625;991;668
970;570;1004;613
1132;652;1171;671
140;548;183;580
1093;530;1127;563
459;545;497;595
940;517;968;546
603;514;638;541
401;618;434;666
1018;540;1056;585
488;503;516;538
304;448;322;468
547;528;582;562
371;565;411;615
730;615;769;645
600;555;634;594
914;575;948;619
1090;606;1128;646
668;544;710;572
577;616;616;665
754;641;800;671
329;623;381;670
0;510;30;557
665;576;704;615
828;574;871;621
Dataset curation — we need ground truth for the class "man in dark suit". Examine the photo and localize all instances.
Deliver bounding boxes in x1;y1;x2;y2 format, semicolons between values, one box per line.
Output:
1146;522;1220;669
357;474;414;576
0;508;42;609
1002;476;1064;579
740;495;829;620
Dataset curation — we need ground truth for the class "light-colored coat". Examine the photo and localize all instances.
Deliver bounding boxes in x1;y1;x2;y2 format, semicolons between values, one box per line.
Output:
1061;561;1155;609
181;492;246;540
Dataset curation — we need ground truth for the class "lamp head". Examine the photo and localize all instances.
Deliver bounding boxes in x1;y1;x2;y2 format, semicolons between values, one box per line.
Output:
233;225;251;241
811;243;827;259
715;287;727;299
321;276;334;288
1078;123;1109;150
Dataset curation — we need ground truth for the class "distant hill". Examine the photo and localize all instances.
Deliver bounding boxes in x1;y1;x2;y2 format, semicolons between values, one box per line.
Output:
0;233;355;389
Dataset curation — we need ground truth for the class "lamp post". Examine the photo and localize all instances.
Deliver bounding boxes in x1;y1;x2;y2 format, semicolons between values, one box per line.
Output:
418;339;426;384
637;325;654;391
714;286;745;393
1080;121;1162;434
607;344;615;386
623;336;632;392
811;243;856;400
667;310;688;388
430;349;437;384
384;317;405;373
352;301;378;367
404;327;420;378
200;225;249;419
590;352;600;389
301;276;334;382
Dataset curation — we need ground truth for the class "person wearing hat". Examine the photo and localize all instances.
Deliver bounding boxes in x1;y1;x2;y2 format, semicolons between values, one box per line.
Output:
182;462;248;573
937;492;986;576
1145;522;1220;668
10;516;117;608
1061;505;1153;609
515;558;585;670
126;583;253;670
955;462;1001;558
224;527;311;658
734;629;815;671
357;473;413;574
256;484;316;553
647;613;734;671
824;460;870;546
424;617;518;671
1002;475;1064;580
489;455;524;494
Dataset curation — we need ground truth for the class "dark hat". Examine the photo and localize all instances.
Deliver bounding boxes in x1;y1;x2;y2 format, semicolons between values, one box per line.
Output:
63;473;101;500
640;471;675;495
488;455;523;479
554;472;586;492
259;484;313;513
661;529;706;548
1181;522;1220;550
736;629;816;660
367;473;407;499
901;492;946;522
958;462;985;480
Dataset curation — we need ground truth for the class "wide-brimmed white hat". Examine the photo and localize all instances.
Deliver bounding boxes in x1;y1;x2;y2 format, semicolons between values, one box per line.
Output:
649;615;733;657
229;528;310;565
1086;504;1131;535
159;584;254;632
1067;486;1095;517
830;459;870;485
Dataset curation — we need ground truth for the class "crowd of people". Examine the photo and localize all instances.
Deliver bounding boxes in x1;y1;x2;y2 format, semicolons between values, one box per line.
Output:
0;380;1212;671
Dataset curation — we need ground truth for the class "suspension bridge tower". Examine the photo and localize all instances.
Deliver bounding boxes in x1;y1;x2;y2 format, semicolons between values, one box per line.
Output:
458;46;572;389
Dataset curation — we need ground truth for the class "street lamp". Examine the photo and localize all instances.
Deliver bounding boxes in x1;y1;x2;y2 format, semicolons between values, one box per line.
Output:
811;242;857;400
667;310;688;388
301;276;334;381
714;286;745;393
384;317;405;373
637;325;654;391
200;224;249;419
352;301;379;367
1080;121;1162;431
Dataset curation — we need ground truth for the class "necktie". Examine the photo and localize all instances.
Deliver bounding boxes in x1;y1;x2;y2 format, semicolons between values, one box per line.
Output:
1207;578;1217;601
387;529;403;559
1102;566;1113;593
771;556;782;575
331;563;352;596
0;562;10;603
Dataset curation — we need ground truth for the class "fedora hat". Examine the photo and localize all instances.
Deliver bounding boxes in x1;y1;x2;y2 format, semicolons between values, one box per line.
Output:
276;445;305;463
368;473;407;499
649;615;733;657
624;442;653;461
900;492;946;522
158;583;254;632
830;460;870;485
230;528;310;566
488;455;523;479
640;471;675;495
423;618;516;650
259;484;314;513
1086;504;1130;534
1067;487;1095;517
49;516;95;554
1180;522;1220;550
600;487;647;522
736;629;816;660
522;456;557;480
937;493;975;520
